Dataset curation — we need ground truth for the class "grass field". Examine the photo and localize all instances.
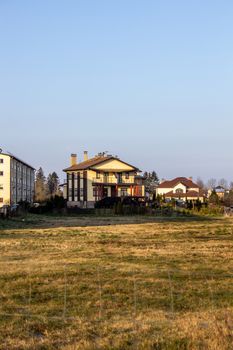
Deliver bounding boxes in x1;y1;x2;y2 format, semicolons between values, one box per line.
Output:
1;214;233;349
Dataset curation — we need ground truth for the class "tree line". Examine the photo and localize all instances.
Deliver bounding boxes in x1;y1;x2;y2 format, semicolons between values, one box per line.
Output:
35;167;62;202
196;177;233;190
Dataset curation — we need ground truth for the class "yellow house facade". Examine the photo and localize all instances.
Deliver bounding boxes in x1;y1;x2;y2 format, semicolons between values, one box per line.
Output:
0;151;35;207
63;152;145;208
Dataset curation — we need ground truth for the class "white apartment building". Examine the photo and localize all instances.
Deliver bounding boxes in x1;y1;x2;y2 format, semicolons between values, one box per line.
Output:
0;150;35;207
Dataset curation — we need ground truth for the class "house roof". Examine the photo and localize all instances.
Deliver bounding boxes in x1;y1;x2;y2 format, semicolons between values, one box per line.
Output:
214;186;226;192
63;155;139;172
157;177;199;189
164;190;206;198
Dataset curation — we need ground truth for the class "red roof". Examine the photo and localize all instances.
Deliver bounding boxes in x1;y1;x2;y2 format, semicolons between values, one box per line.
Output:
164;190;206;198
157;177;199;189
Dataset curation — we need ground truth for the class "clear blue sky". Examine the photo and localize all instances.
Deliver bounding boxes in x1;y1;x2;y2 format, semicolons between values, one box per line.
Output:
0;0;232;182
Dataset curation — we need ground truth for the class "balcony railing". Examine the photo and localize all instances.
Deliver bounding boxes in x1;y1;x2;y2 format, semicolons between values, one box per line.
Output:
92;176;135;184
93;177;116;184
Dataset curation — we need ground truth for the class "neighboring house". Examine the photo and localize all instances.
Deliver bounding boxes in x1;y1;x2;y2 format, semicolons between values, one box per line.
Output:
63;151;145;208
156;177;206;202
208;186;229;200
0;150;35;207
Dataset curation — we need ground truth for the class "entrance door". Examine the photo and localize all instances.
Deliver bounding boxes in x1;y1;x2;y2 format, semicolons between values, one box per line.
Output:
111;186;117;197
103;187;108;198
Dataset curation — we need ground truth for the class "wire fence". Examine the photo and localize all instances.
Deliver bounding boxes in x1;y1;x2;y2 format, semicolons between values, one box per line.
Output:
1;265;233;322
1;264;233;349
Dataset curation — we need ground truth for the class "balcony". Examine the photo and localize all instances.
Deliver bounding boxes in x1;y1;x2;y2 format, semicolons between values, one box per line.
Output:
92;176;135;185
93;177;116;184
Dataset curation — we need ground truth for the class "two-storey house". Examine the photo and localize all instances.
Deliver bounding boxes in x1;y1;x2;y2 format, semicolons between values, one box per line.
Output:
156;177;206;202
63;152;145;208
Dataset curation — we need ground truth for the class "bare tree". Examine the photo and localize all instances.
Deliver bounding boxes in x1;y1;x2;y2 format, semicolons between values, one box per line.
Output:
224;192;233;207
207;178;217;190
218;178;228;189
196;177;205;189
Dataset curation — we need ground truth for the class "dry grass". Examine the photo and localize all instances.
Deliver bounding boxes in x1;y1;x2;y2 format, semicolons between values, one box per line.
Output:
1;215;233;349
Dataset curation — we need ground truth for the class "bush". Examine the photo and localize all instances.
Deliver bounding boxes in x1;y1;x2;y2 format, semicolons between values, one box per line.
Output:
199;205;224;216
209;190;220;205
29;195;66;214
95;197;121;209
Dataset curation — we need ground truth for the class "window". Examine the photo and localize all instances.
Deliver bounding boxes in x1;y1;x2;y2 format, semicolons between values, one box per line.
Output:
0;171;3;176
176;188;184;194
0;159;3;163
0;198;3;203
0;184;3;190
96;172;100;179
125;172;129;179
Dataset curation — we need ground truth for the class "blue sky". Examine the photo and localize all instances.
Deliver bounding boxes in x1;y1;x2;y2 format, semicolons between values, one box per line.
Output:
0;0;232;182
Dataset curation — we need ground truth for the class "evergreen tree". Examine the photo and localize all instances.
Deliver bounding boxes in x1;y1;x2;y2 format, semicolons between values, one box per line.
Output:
143;171;159;196
209;190;220;205
35;167;47;202
195;199;202;211
47;172;60;197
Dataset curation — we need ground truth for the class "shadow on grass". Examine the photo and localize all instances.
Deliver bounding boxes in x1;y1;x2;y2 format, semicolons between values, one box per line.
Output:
0;213;221;232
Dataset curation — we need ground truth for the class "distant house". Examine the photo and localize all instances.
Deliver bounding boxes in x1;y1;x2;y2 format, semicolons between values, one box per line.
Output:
208;186;229;200
63;151;145;208
156;177;206;202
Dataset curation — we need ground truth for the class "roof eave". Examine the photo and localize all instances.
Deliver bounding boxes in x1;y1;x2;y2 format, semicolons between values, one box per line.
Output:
1;152;35;170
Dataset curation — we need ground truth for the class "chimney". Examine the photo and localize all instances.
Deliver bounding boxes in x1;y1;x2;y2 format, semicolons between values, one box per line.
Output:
189;176;193;181
70;153;77;166
84;151;88;161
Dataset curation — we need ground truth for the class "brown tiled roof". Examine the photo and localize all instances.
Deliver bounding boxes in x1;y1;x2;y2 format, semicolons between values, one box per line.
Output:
158;177;199;189
64;156;109;171
164;190;205;198
63;156;139;172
